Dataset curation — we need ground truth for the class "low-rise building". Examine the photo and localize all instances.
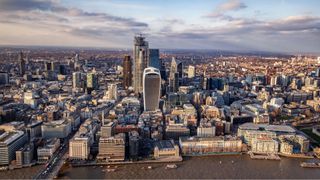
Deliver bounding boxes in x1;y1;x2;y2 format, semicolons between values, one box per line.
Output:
154;140;180;160
179;136;242;156
251;137;279;154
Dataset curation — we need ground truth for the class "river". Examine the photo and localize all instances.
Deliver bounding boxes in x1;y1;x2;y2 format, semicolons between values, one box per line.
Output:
57;155;320;179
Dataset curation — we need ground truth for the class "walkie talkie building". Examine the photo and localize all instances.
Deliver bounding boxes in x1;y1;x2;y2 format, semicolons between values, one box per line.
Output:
143;67;161;111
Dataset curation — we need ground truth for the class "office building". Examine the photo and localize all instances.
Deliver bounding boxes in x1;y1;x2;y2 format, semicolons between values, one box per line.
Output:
86;71;98;92
18;52;26;76
133;35;149;94
15;143;34;166
97;133;125;162
123;55;132;89
0;130;27;165
100;122;115;138
179;136;242;156
251;137;279;154
72;72;84;90
0;72;9;85
149;49;160;69
188;65;195;78
37;138;60;164
69;137;90;160
154;140;180;160
107;83;118;100
26;121;42;140
143;67;161;111
41;120;71;139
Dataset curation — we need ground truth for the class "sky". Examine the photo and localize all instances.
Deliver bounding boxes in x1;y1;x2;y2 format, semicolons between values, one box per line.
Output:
0;0;320;53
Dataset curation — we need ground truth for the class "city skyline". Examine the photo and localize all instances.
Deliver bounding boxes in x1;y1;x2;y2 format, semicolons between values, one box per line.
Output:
0;0;320;54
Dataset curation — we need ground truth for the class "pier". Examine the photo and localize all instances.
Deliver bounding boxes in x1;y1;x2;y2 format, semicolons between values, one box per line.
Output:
248;152;281;160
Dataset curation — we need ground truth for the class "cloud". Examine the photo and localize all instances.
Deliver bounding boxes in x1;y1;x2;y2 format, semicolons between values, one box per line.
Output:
0;0;57;11
206;0;247;18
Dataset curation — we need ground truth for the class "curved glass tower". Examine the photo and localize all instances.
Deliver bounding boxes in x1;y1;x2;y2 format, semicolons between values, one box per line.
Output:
143;67;161;111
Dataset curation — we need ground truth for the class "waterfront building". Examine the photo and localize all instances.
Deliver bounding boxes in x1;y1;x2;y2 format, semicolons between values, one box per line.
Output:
278;134;309;154
133;35;149;94
154;140;180;160
251;137;279;154
129;131;140;161
179;136;242;156
123;55;132;89
15;143;34;166
97;133;125;162
0;130;27;165
69;137;90;160
143;67;161;111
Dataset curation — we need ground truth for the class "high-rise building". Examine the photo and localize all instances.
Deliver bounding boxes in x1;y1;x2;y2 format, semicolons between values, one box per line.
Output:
18;52;25;76
188;65;195;78
149;49;160;69
0;72;9;85
123;55;132;89
74;54;80;70
316;68;320;77
107;83;118;100
133;35;149;94
72;72;83;90
143;67;161;111
86;71;98;93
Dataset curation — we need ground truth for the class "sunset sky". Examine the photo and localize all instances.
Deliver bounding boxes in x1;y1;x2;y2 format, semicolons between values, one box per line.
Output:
0;0;320;53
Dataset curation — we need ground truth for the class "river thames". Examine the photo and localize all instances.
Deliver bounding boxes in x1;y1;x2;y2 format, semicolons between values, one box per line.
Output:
57;155;320;179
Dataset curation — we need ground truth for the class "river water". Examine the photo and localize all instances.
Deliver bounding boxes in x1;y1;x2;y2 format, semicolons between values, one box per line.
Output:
58;155;320;179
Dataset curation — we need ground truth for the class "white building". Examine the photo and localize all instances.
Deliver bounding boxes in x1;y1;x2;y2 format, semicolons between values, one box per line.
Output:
187;65;195;78
69;137;90;160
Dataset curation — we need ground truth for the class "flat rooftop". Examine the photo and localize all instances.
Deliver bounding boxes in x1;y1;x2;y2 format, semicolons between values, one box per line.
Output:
154;140;174;150
239;123;296;133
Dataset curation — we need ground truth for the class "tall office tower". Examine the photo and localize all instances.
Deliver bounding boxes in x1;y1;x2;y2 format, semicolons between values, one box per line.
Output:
168;57;180;92
86;71;98;93
123;55;132;89
107;83;118;100
316;68;320;77
133;35;149;94
143;67;161;111
159;58;167;80
188;65;195;78
74;54;80;70
18;52;25;76
0;72;9;85
149;49;160;69
72;72;83;89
